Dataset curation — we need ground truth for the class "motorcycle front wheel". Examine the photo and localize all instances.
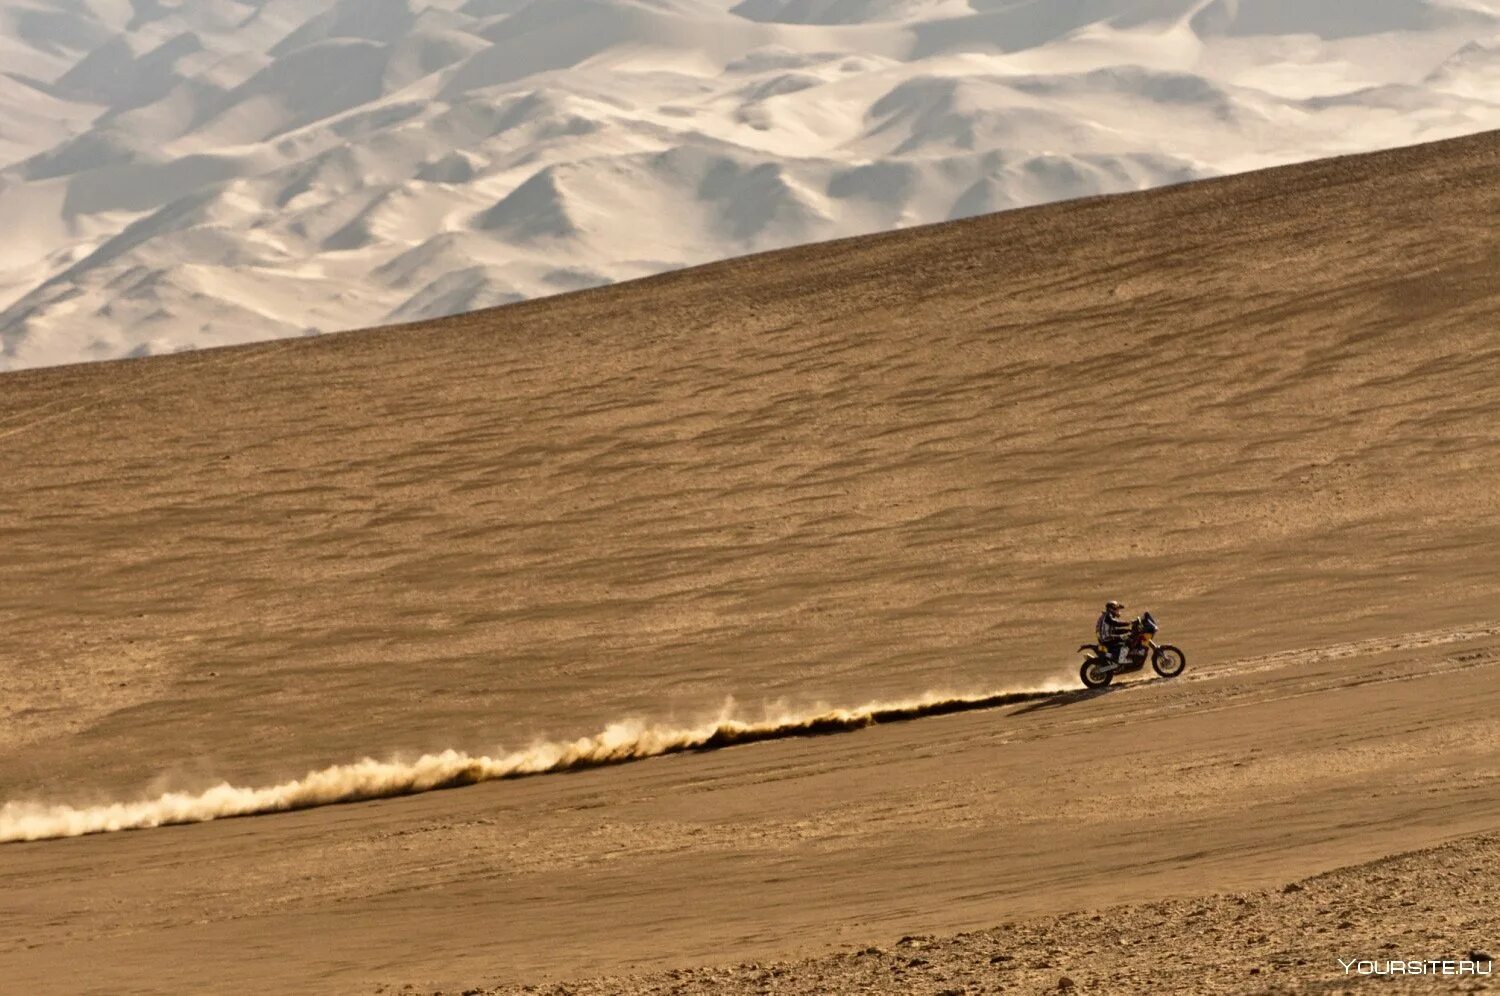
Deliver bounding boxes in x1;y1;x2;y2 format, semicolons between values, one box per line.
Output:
1080;659;1114;689
1152;645;1187;678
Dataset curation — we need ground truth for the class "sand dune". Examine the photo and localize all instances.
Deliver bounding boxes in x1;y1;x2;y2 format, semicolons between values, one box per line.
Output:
1;0;1496;367
0;133;1496;993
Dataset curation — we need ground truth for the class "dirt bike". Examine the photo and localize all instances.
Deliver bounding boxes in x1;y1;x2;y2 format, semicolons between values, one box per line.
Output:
1077;611;1186;688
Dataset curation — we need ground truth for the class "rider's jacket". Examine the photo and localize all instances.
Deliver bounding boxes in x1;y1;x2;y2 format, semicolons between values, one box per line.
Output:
1096;612;1131;643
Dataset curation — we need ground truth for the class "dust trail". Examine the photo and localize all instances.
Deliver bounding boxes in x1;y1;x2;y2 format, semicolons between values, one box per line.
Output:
0;682;1082;844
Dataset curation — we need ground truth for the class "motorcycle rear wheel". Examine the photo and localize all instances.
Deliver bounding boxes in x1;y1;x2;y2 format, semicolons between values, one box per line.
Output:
1080;659;1114;689
1152;645;1187;678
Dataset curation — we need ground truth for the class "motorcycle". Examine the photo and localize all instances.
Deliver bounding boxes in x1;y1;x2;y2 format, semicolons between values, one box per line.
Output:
1077;611;1186;688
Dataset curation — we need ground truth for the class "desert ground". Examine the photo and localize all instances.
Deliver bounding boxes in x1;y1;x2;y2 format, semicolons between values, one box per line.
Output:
481;829;1500;995
0;130;1496;994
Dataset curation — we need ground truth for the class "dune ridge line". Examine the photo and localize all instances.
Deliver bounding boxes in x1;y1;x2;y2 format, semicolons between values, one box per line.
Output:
0;682;1076;843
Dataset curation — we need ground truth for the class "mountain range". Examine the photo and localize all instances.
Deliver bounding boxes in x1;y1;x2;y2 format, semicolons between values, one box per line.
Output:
0;0;1495;369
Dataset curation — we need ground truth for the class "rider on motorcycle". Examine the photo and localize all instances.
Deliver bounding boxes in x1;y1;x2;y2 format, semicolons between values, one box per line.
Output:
1096;600;1132;663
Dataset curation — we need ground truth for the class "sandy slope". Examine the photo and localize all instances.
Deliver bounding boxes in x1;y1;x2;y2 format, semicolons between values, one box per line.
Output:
0;132;1497;993
4;620;1498;994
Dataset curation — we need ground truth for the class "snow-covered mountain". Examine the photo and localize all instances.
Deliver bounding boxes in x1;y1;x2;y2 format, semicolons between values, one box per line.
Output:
0;0;1495;369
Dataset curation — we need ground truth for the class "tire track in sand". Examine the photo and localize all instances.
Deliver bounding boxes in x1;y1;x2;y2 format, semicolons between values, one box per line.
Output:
7;622;1495;844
